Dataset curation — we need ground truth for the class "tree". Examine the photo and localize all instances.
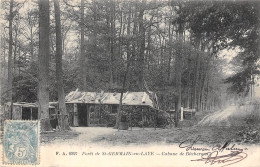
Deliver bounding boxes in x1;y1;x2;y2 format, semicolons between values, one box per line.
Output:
172;2;185;127
38;0;52;131
1;0;241;123
7;0;14;115
185;1;260;96
54;0;70;130
223;2;260;94
115;53;133;129
137;0;146;90
79;0;86;91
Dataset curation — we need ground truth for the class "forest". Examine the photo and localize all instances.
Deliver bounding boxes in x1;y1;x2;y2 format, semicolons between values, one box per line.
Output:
1;0;259;130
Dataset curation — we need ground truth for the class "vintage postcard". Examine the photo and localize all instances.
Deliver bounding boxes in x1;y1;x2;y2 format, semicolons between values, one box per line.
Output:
0;0;260;167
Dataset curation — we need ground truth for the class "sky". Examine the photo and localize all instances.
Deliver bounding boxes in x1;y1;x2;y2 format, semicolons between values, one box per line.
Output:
219;47;240;76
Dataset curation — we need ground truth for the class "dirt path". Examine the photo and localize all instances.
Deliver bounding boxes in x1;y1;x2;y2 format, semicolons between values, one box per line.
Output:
197;105;237;126
41;127;117;146
71;127;117;143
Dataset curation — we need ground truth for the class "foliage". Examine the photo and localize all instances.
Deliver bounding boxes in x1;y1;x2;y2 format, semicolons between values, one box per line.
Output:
1;0;258;114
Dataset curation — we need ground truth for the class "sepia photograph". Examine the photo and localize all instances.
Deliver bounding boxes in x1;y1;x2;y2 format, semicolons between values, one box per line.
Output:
0;0;260;166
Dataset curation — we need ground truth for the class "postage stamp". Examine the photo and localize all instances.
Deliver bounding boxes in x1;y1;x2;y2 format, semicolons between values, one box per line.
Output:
2;120;40;165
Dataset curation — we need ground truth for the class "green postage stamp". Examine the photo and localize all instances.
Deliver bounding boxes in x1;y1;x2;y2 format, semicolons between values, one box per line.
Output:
2;120;40;165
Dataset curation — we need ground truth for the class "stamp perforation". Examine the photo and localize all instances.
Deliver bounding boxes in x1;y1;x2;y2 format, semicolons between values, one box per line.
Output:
1;120;40;166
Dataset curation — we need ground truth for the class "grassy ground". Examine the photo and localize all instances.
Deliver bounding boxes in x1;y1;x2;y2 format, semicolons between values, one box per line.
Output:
92;125;259;146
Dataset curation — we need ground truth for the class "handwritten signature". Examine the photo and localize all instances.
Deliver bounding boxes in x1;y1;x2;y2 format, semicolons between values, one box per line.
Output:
179;135;210;151
191;150;247;167
179;135;248;167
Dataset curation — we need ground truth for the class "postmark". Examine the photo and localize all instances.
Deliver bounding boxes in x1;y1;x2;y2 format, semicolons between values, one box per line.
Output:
2;120;40;165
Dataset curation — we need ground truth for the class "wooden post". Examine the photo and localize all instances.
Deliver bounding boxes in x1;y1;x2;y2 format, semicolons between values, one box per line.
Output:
10;104;13;120
180;107;183;121
154;110;157;130
94;104;96;124
30;107;33;120
98;104;101;124
142;107;144;130
87;105;90;127
130;110;132;131
154;110;155;130
148;107;150;126
73;103;79;126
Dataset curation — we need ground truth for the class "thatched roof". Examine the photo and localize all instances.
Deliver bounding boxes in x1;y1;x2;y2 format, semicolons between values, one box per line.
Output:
65;90;155;107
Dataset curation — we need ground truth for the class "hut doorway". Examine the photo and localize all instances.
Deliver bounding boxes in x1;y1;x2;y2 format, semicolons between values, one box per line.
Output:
22;107;38;120
77;104;89;126
22;107;31;120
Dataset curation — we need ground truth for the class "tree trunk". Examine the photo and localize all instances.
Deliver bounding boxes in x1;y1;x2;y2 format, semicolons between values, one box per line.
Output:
174;22;184;127
147;16;153;71
13;25;18;75
109;1;116;87
115;59;131;129
186;65;191;109
167;22;173;82
192;37;200;111
199;70;206;111
115;6;132;128
28;12;35;63
39;0;52;131
118;8;123;84
79;0;86;91
187;35;194;109
30;25;34;62
126;6;131;60
2;33;6;90
137;0;145;90
13;25;19;102
92;0;97;57
54;0;70;130
132;2;138;62
196;40;206;111
7;0;14;106
174;9;184;127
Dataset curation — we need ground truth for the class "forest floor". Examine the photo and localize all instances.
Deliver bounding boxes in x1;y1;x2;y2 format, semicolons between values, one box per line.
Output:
39;104;260;146
40;125;260;146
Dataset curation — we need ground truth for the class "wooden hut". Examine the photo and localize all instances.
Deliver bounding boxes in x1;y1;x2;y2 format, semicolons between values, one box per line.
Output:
65;90;158;127
3;102;57;128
